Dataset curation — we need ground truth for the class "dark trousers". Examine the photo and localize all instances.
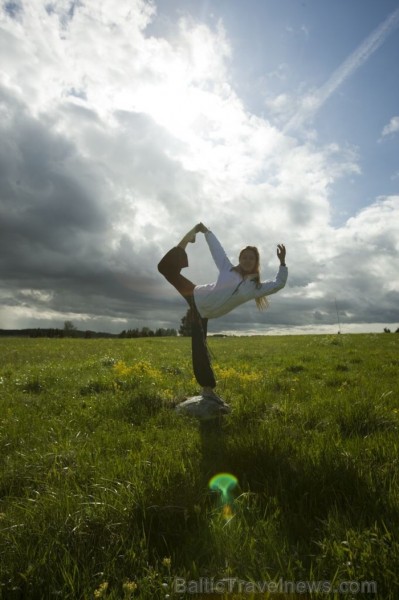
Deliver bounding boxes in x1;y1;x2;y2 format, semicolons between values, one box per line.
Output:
157;246;216;388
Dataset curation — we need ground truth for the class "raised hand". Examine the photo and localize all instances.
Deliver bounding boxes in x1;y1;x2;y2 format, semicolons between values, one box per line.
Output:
277;244;286;265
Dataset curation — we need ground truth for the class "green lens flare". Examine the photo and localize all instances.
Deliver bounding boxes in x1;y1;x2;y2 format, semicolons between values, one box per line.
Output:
209;473;238;504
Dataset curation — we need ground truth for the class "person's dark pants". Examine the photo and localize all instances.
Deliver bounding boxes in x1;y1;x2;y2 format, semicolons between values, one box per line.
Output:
158;246;216;388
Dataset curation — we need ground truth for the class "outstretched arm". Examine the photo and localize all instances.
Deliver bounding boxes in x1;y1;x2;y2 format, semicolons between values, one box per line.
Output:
195;223;232;272
256;244;288;297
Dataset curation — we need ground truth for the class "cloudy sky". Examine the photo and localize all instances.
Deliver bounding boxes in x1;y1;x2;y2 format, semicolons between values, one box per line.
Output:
1;0;399;335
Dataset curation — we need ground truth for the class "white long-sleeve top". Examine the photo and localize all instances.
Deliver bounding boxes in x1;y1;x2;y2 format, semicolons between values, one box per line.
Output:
193;231;288;319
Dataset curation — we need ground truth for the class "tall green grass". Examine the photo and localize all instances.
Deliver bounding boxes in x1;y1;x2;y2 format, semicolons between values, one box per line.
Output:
0;334;398;598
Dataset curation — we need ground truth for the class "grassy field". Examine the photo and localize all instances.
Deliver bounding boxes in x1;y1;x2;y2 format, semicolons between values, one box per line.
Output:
0;334;398;599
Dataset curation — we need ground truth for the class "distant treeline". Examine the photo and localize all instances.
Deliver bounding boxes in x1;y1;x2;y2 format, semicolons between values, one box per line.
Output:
119;327;177;338
0;327;177;339
0;329;117;339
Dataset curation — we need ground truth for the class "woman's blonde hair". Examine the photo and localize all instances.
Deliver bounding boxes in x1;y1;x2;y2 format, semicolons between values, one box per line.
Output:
232;246;269;311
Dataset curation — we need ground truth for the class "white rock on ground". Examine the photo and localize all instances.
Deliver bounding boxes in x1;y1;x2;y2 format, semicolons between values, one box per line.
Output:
175;395;231;421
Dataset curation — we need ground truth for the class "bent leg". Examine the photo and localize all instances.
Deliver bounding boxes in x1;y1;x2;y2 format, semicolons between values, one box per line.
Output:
158;245;215;388
158;246;195;301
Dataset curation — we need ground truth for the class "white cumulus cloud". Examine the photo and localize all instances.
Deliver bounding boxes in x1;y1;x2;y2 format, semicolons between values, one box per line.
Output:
0;0;398;334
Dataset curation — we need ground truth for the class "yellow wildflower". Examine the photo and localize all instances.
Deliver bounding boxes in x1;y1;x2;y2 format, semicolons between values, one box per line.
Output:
123;580;138;597
94;581;109;598
162;557;172;568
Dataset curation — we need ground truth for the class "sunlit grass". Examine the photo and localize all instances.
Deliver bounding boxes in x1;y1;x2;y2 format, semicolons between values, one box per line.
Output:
0;334;398;598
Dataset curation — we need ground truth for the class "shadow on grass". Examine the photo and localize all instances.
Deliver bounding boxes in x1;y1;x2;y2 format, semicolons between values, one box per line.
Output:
216;426;399;545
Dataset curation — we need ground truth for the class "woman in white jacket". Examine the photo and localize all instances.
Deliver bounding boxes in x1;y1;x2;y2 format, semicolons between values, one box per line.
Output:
158;223;287;401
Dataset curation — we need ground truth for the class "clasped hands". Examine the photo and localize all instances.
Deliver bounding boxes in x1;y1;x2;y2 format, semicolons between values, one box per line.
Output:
195;222;208;234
